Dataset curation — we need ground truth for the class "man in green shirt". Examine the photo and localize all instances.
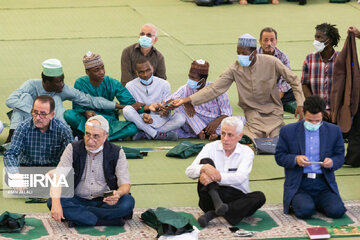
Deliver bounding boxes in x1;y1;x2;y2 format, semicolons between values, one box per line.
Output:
64;52;142;141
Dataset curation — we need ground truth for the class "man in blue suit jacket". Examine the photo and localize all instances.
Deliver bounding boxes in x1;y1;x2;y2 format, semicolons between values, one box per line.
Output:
275;95;346;219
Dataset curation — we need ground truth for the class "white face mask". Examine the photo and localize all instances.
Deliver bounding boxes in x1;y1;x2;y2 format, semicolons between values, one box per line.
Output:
313;40;328;53
86;144;104;154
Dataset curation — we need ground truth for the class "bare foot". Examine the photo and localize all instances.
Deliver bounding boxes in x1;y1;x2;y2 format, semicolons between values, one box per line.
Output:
198;131;206;140
209;133;219;141
239;0;248;5
272;0;279;4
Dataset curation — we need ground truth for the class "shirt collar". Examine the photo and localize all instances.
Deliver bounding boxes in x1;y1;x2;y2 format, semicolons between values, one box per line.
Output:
258;47;280;57
216;140;242;156
135;43;156;54
31;118;54;132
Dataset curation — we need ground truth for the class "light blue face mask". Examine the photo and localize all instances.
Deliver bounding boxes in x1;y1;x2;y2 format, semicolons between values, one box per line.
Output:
187;78;201;90
138;36;152;49
140;75;154;86
237;54;252;67
304;121;322;131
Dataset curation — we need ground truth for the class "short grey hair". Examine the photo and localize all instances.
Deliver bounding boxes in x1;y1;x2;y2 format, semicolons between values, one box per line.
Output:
221;116;244;135
142;23;158;36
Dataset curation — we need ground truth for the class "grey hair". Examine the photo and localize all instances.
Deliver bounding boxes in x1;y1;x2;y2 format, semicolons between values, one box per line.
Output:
142;23;158;36
221;116;244;135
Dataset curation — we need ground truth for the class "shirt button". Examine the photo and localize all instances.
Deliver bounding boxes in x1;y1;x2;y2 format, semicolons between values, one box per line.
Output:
92;170;94;173
91;183;93;185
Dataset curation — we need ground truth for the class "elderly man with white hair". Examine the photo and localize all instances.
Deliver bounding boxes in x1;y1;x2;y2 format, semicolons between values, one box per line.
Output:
185;116;266;227
121;23;166;86
48;115;134;227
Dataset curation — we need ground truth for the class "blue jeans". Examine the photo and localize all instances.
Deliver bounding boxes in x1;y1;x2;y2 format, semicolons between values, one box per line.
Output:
47;194;135;226
291;177;346;219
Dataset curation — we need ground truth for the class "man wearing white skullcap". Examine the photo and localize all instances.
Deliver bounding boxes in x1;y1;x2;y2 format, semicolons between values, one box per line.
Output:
49;115;134;227
172;34;305;141
5;58;127;142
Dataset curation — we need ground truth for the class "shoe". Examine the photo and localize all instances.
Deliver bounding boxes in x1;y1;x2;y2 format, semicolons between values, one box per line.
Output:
132;131;147;141
299;0;306;5
154;131;178;141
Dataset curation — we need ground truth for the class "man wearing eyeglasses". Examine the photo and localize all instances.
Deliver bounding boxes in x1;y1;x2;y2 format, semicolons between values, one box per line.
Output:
120;23;166;86
4;95;73;174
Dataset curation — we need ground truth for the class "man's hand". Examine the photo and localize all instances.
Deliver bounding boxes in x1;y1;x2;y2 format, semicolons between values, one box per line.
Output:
143;113;153;124
205;116;226;135
321;157;333;169
199;173;213;186
295;106;304;121
149;102;162;112
184;102;196;117
103;190;120;206
115;103;126;109
348;26;360;38
131;102;144;111
84;111;96;119
296;155;311;167
51;203;65;222
159;108;170;117
172;97;191;107
201;164;221;182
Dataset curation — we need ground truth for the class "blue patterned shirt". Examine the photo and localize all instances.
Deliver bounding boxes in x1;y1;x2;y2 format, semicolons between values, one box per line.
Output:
4;117;74;174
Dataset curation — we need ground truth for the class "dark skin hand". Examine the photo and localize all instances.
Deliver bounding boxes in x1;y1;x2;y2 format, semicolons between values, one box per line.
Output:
132;102;145;111
84;110;96;119
204;115;227;135
184;102;196;117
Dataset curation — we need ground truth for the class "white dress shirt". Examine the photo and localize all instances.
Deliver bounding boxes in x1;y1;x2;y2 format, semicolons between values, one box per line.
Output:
185;140;254;193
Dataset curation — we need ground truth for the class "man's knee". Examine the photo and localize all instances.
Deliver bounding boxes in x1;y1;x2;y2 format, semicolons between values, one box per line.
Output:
126;123;138;136
293;205;315;219
122;105;137;121
324;205;346;219
200;158;215;167
252;191;266;207
63;109;83;128
119;194;135;212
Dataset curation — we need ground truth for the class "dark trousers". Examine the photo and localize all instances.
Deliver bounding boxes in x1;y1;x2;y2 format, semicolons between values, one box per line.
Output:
197;158;266;225
345;107;360;167
281;89;296;105
47;194;135;226
291;178;346;219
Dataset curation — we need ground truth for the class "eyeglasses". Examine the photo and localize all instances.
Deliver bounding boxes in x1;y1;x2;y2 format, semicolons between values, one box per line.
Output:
32;110;51;118
140;32;155;38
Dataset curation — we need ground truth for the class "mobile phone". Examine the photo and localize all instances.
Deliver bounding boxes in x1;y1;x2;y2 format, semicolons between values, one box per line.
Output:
103;190;114;198
163;102;173;108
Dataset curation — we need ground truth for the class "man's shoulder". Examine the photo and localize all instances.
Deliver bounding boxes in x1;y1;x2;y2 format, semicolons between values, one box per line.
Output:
280;121;302;133
17;118;33;131
75;75;89;84
154;76;169;85
122;43;138;53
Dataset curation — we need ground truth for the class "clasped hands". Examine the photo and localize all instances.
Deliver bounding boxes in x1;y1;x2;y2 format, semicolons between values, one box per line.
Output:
199;164;221;186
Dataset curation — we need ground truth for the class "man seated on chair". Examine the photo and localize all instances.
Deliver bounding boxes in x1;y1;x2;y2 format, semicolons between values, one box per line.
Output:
185;116;266;227
122;60;185;141
64;52;141;141
49;115;134;227
275;95;346;219
170;59;234;141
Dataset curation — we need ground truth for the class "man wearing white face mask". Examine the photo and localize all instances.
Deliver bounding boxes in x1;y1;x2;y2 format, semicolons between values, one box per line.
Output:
48;115;135;227
122;60;185;141
121;23;166;86
172;34;305;141
275;95;346;219
169;60;239;141
301;23;341;112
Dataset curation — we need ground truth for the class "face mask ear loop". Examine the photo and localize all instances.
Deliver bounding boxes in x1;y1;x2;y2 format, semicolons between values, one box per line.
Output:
249;50;256;62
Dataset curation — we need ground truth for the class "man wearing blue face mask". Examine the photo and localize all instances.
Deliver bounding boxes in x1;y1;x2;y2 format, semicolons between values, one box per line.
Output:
121;23;166;86
301;23;340;113
172;34;305;141
169;60;240;140
275;95;346;219
123;60;185;141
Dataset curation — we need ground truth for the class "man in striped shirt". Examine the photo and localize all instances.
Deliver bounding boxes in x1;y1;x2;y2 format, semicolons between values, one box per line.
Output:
170;60;234;141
